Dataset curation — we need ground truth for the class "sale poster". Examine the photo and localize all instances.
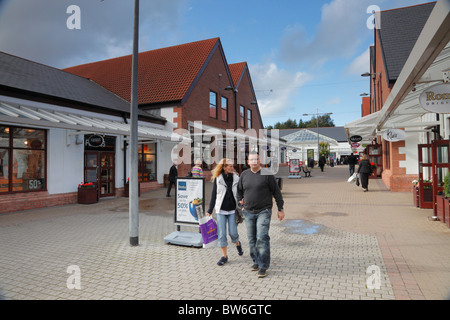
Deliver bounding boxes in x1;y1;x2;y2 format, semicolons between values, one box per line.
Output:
175;177;205;225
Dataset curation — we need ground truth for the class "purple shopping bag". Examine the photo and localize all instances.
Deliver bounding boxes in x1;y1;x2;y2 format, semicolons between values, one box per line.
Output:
199;217;218;247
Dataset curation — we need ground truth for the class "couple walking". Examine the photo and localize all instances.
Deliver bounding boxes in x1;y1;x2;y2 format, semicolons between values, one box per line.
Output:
206;152;285;278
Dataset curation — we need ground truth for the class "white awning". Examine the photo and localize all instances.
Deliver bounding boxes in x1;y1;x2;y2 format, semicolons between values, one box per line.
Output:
187;121;296;149
345;1;450;141
0;100;188;143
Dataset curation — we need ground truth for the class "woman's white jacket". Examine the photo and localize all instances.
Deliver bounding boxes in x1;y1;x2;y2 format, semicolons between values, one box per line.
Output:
213;173;239;214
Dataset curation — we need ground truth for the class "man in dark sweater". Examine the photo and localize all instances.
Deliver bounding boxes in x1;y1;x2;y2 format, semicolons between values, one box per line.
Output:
237;152;285;278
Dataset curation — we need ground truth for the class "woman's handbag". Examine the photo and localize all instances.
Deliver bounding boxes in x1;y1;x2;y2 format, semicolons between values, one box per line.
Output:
356;174;360;186
235;206;244;224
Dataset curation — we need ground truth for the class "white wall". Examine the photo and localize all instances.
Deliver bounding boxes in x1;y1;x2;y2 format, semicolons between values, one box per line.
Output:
47;129;84;194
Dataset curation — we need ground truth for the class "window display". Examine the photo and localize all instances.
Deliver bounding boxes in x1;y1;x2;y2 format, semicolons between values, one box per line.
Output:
0;126;46;193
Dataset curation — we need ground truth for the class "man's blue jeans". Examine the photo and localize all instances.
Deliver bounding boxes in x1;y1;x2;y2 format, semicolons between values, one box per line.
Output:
243;208;271;270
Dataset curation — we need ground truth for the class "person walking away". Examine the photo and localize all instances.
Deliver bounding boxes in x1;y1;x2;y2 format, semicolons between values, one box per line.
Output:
237;151;285;278
206;159;243;266
191;159;203;178
318;155;326;172
357;154;372;192
166;162;177;197
348;154;357;176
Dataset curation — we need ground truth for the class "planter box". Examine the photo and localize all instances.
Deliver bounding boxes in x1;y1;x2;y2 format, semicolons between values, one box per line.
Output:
123;183;141;197
78;188;98;204
436;194;445;222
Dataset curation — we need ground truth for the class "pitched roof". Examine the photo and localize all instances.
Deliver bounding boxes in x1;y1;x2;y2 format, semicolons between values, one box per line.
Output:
278;127;348;142
377;2;436;82
64;38;221;106
228;62;246;88
0;51;165;122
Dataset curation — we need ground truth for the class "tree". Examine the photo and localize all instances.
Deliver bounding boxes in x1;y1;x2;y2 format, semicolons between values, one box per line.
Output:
264;114;335;129
319;141;330;158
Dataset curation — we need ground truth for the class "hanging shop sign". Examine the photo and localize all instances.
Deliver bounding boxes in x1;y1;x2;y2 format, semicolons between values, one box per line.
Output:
382;128;405;142
419;83;450;113
349;135;363;142
351;142;360;148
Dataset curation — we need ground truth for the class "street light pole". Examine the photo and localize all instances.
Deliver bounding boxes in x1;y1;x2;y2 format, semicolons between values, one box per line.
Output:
129;0;139;246
302;108;333;162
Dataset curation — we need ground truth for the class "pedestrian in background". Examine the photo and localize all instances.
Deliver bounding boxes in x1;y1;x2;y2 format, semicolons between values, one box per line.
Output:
348;154;358;176
357;154;372;192
191;159;203;178
207;158;243;266
166;161;177;197
237;151;285;278
319;155;326;172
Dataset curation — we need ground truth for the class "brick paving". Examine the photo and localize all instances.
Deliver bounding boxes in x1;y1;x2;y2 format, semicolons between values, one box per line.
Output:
0;165;449;300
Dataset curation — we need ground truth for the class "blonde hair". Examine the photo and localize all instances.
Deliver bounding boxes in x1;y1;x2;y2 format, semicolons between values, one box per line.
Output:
361;154;368;160
210;158;236;182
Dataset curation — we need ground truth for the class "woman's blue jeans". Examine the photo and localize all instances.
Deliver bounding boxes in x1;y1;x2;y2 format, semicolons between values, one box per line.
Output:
243;208;271;270
216;213;239;248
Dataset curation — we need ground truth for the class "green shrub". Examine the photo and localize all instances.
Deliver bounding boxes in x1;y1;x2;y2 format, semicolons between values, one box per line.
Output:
444;172;450;197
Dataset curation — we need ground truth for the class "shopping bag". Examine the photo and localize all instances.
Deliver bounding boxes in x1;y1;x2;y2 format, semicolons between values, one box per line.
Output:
347;173;357;183
356;175;360;186
199;216;218;248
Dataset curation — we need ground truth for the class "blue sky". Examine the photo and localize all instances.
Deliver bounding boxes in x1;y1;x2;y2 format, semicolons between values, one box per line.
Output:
0;0;435;127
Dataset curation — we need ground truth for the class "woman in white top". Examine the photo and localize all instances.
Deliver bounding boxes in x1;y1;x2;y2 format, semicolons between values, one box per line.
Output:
207;158;243;266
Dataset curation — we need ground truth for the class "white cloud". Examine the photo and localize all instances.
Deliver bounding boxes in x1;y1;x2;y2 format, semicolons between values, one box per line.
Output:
249;62;310;117
279;0;373;68
0;0;187;68
346;48;370;75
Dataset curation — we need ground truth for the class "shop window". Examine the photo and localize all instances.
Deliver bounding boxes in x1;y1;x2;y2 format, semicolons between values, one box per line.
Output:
209;91;217;118
138;143;157;182
0;126;46;193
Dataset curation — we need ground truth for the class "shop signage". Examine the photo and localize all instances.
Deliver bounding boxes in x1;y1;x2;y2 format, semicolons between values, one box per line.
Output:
84;134;116;151
351;142;360;148
382;129;405;142
349;135;362;142
419;83;450;113
175;177;205;225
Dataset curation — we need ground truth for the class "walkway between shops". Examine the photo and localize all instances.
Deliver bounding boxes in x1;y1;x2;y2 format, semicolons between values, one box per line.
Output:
0;165;449;300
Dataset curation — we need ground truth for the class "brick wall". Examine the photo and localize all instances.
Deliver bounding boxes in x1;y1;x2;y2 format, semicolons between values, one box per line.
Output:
0;192;77;214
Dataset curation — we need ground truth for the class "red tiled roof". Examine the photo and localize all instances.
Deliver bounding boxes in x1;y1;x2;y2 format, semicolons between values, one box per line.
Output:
228;62;246;88
64;38;220;105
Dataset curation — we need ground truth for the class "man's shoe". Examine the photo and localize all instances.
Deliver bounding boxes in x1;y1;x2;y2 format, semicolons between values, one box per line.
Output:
236;243;243;256
217;256;228;266
257;269;267;278
251;264;259;271
166;194;170;197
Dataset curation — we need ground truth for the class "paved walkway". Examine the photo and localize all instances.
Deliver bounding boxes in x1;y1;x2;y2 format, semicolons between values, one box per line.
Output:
0;165;449;300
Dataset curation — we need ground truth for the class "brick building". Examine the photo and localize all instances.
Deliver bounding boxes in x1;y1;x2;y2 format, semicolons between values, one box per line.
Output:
65;38;267;177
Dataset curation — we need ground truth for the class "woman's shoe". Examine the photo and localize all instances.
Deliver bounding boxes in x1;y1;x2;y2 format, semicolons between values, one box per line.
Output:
217;256;228;266
236;242;243;256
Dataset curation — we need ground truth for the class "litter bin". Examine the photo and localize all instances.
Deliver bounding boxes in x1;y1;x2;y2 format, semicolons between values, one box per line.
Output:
276;177;282;190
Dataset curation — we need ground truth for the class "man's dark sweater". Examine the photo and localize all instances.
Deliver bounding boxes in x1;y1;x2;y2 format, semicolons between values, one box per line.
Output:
237;169;284;213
